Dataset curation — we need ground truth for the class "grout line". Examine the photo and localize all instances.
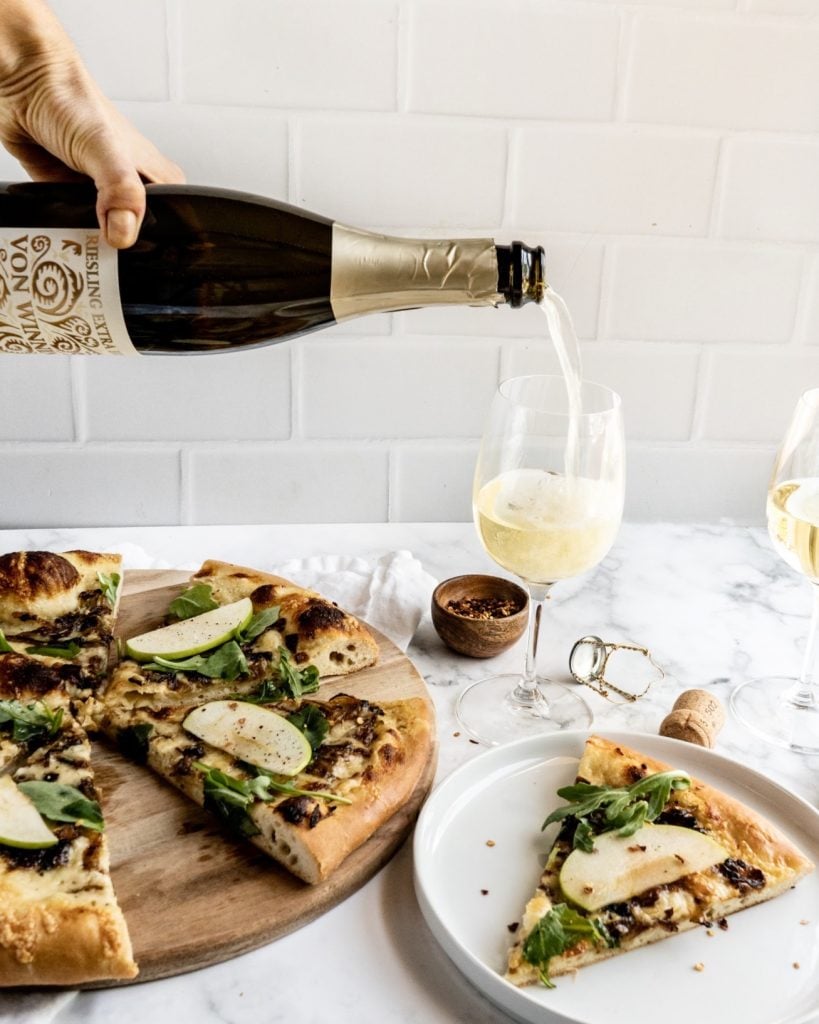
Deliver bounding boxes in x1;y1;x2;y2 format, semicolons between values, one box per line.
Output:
69;359;87;443
287;117;299;205
396;1;409;113
612;8;633;123
500;127;516;228
688;344;709;441
788;251;815;348
289;343;303;440
165;0;183;103
707;136;729;239
178;447;191;525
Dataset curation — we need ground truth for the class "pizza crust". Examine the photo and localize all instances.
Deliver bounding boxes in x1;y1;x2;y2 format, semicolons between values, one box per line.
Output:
0;897;136;986
249;698;433;883
576;735;813;884
191;560;379;678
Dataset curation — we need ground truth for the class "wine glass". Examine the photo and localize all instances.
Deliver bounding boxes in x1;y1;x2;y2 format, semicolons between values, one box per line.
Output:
731;387;819;753
456;374;625;746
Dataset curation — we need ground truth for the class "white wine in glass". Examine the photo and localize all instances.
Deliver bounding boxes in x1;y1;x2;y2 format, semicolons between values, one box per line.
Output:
731;388;819;753
457;374;625;746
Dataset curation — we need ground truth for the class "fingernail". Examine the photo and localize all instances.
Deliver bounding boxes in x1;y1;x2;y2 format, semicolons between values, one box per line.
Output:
106;209;138;248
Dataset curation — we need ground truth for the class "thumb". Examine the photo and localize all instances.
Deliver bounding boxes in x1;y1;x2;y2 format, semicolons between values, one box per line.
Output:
82;141;146;248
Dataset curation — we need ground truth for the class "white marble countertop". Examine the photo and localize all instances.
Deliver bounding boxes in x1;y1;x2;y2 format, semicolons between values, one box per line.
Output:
2;521;818;1024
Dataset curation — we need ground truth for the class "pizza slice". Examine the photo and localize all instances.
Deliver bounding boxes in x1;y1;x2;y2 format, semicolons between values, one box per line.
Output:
190;559;379;677
102;560;379;711
0;550;123;696
0;664;136;985
94;690;433;884
506;734;814;988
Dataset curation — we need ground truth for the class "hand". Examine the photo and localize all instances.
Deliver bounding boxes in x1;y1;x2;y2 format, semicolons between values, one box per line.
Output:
0;0;184;248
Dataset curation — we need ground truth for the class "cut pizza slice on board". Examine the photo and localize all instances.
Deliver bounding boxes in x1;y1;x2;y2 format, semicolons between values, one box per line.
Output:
103;560;380;712
0;699;136;985
0;550;123;696
506;734;814;988
94;690;433;885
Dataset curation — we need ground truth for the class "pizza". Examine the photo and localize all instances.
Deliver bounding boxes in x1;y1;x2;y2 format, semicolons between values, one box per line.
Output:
102;560;380;711
0;550;122;695
94;691;433;884
0;549;432;986
506;735;814;988
0;662;136;985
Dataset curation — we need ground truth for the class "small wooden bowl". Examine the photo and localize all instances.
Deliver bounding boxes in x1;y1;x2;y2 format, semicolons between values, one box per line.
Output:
431;574;529;658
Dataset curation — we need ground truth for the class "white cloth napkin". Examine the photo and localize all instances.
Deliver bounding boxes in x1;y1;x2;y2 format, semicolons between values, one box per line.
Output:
273;550;437;652
114;545;436;652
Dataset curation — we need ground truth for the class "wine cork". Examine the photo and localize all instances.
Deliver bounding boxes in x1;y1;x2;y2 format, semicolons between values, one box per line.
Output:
659;689;725;748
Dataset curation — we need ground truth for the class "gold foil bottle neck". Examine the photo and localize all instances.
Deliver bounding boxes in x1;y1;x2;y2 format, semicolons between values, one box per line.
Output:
329;224;502;322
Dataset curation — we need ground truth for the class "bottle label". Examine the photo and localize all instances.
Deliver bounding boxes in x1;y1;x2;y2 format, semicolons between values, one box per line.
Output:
0;228;137;355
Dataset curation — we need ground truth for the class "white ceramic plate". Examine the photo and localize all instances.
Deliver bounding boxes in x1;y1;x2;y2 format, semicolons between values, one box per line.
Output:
413;731;819;1024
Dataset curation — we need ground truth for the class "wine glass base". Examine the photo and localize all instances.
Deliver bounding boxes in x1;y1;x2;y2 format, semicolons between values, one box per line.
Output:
456;674;593;747
730;676;819;754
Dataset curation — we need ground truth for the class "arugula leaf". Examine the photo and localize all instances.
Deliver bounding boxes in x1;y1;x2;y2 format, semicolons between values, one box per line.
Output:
97;571;121;609
237;648;320;704
287;705;329;753
237;606;281;643
17;781;104;831
277;649;320;698
0;700;63;744
542;769;692;850
25;640;81;660
0;628;12;654
195;763;262;838
117;722;153;764
145;641;249;681
522;904;613;987
193;760;351;842
168;584;219;621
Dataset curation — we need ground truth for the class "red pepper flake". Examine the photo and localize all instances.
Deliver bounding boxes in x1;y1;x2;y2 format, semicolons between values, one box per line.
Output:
447;596;522;619
507;921;520;933
480;889;489;895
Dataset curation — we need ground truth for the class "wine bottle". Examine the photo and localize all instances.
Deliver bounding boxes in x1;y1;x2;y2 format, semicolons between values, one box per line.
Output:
0;182;545;356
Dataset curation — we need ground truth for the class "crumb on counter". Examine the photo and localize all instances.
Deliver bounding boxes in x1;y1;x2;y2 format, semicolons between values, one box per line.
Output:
800;919;809;925
453;731;460;737
480;889;489;895
793;962;801;970
486;839;496;847
693;962;705;972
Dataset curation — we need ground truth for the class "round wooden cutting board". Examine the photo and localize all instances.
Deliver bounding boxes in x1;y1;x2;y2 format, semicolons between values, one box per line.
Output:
87;569;437;987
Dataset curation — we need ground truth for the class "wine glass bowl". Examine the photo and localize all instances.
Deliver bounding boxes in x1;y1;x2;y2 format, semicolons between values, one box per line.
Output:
731;387;819;753
431;575;529;658
457;374;625;746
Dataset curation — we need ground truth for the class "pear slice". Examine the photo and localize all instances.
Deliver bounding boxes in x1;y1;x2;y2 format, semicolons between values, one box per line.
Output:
124;597;253;662
183;700;312;777
0;775;58;849
559;823;728;912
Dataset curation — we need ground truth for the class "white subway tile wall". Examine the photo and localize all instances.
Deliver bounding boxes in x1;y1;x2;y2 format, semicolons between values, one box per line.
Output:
0;0;816;526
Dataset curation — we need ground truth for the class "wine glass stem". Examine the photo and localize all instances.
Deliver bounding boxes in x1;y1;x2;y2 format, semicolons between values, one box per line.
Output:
795;583;819;709
519;583;553;702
